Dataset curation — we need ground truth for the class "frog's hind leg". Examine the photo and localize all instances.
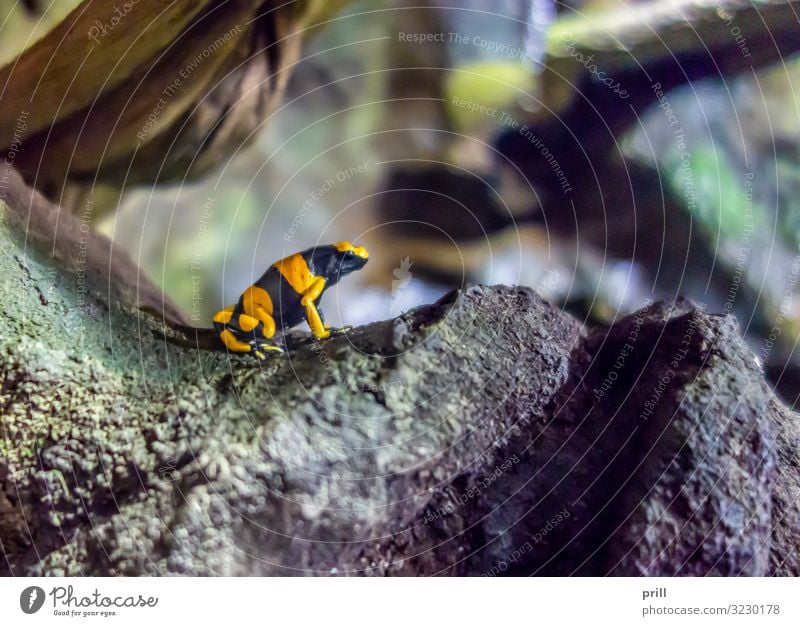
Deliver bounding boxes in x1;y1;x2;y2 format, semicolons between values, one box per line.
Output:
214;307;251;353
237;313;284;356
213;306;283;357
218;327;282;358
212;305;236;330
219;329;253;353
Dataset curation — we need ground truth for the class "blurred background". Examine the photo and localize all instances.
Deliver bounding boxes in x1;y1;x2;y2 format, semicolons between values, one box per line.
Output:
2;0;799;408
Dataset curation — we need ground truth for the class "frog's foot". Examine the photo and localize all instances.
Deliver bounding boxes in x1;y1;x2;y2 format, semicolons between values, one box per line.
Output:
250;340;284;359
327;325;353;337
312;325;353;341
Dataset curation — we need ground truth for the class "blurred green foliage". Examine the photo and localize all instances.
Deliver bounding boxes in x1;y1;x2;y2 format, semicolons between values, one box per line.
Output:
0;0;80;65
663;146;753;238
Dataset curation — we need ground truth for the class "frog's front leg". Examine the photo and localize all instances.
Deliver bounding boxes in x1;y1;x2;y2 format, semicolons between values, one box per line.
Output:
300;276;330;339
315;309;352;336
317;306;331;333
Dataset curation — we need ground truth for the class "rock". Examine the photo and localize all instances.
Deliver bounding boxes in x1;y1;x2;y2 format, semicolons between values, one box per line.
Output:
0;270;795;574
1;173;797;575
357;299;796;576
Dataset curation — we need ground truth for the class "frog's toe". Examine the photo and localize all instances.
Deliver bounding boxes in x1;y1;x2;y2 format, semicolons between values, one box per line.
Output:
249;341;283;357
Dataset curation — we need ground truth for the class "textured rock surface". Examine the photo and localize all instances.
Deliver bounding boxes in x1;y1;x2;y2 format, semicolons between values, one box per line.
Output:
1;179;798;576
357;301;797;576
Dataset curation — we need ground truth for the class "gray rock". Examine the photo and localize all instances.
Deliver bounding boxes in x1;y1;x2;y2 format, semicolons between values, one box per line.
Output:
1;179;797;576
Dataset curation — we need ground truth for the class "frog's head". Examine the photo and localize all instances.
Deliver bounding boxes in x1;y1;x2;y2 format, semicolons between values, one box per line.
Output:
332;241;369;276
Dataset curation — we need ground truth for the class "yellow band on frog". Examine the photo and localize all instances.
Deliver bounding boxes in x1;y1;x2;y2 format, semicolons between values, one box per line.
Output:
334;241;369;259
274;253;316;294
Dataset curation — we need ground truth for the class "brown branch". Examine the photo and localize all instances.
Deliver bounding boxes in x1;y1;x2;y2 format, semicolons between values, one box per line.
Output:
0;164;187;324
0;0;355;200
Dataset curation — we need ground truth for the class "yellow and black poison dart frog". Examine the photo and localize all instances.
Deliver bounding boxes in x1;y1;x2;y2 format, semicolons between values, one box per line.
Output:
212;241;369;357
